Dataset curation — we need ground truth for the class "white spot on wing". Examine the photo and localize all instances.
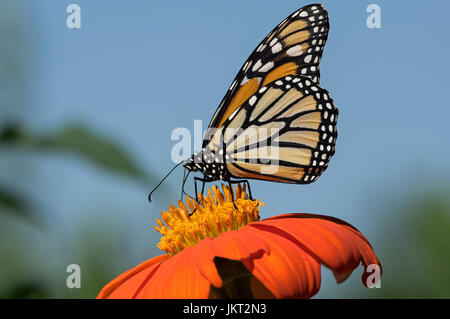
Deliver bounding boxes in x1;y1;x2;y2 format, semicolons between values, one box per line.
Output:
287;45;304;57
243;61;251;72
252;60;262;72
271;42;283;54
269;38;278;47
259;61;274;72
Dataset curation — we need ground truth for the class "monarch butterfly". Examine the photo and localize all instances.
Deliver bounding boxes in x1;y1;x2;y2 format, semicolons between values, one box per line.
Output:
149;4;338;201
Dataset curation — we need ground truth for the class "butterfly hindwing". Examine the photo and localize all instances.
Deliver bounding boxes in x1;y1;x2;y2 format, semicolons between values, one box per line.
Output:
215;75;338;184
204;3;330;145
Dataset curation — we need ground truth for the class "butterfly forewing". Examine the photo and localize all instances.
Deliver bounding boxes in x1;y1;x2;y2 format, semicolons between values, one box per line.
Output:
204;3;330;146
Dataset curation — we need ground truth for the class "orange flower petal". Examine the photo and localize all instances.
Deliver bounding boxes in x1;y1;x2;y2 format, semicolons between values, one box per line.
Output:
97;254;167;299
98;213;381;299
254;213;381;287
193;229;270;288
208;228;271;260
134;246;212;298
98;228;271;299
242;225;321;298
131;229;272;298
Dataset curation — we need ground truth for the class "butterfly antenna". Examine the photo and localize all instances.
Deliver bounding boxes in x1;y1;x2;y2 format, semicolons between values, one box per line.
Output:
148;161;184;203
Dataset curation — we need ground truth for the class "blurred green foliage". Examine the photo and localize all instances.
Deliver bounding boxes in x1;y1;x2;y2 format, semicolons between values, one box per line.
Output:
414;199;450;297
0;209;141;298
0;184;32;219
0;121;161;298
1;123;153;185
0;1;165;299
343;190;450;299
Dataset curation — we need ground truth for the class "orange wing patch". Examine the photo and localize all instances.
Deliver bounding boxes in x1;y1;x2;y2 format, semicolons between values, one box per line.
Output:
218;78;260;128
284;30;310;46
262;62;298;86
278;20;308;38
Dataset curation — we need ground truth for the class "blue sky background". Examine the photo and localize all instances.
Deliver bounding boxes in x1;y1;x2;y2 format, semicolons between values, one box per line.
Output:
2;0;450;297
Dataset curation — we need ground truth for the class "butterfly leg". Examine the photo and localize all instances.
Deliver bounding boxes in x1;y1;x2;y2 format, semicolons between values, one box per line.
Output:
228;181;239;210
229;179;253;200
190;176;215;216
194;176;212;202
193;178;200;203
179;169;196;201
180;167;188;201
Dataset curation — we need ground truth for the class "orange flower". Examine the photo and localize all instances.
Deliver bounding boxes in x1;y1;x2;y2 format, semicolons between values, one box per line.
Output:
97;185;381;299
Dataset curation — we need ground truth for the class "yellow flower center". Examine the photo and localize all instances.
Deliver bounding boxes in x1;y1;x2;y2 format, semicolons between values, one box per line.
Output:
154;184;263;256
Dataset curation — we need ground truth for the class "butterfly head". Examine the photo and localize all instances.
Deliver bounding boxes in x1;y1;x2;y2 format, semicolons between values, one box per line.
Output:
184;149;229;181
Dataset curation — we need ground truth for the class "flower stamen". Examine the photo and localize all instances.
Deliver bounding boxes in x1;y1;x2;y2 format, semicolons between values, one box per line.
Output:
154;184;263;256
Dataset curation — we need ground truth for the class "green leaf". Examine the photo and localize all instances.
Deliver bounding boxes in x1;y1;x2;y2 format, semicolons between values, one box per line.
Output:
0;282;50;299
0;124;32;143
42;124;150;183
0;185;33;220
1;123;153;185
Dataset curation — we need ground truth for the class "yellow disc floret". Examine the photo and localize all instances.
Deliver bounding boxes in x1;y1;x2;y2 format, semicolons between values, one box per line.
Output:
154;184;263;256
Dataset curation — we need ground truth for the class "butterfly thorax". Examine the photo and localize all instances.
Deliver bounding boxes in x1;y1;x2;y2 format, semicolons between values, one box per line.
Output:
184;149;230;181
